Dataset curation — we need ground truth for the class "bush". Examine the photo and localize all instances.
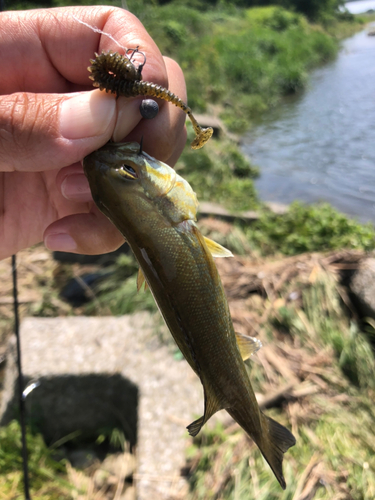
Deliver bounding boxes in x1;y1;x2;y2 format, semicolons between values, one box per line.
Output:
245;202;375;255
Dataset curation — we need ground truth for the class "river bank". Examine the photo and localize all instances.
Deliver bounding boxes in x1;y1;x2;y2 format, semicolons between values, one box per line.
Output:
243;23;375;224
136;3;373;224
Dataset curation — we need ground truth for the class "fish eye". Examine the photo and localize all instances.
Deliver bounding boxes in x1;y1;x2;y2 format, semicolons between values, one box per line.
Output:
121;164;136;175
119;164;138;180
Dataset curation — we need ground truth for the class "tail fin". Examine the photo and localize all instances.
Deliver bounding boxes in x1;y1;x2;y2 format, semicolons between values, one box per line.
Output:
227;406;296;489
259;414;296;489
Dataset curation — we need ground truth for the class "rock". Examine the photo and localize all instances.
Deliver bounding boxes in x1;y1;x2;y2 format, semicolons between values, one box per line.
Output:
121;485;136;500
52;242;130;264
67;448;99;469
194;114;225;137
0;312;202;500
349;258;375;320
265;202;289;215
100;452;136;479
198;200;289;222
198;201;259;222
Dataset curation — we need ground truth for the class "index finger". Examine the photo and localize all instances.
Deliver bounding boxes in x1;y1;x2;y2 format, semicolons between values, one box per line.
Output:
0;6;168;94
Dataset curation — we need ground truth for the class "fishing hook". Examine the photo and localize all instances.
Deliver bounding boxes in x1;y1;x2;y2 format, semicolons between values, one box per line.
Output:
126;46;146;73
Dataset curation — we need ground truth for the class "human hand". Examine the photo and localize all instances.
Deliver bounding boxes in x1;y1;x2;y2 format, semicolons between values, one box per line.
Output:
0;6;187;260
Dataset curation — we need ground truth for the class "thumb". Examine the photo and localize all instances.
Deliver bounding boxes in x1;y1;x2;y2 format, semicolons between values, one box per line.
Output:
0;90;140;173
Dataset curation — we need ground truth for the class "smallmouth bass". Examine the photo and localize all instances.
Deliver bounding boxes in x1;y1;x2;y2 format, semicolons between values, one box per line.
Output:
83;142;296;489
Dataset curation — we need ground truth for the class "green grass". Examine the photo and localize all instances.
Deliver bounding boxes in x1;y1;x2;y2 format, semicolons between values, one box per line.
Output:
178;125;259;212
125;3;353;132
82;254;157;316
195;200;375;257
154;5;365;135
243;202;375;256
0;421;131;499
0;421;72;499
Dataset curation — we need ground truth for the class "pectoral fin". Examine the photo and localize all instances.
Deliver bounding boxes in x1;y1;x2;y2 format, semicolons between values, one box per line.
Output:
235;332;262;361
203;236;233;258
136;268;149;292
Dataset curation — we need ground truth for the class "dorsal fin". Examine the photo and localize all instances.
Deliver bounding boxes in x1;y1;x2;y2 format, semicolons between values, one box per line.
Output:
203;236;233;258
235;332;262;361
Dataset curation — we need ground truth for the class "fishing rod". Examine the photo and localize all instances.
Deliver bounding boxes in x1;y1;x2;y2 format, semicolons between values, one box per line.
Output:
12;255;31;500
0;0;31;494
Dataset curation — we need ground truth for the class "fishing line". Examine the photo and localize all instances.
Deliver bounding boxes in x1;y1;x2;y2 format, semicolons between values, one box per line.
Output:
12;254;31;500
71;14;128;54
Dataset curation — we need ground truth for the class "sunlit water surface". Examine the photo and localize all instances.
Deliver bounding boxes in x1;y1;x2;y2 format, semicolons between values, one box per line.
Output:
345;1;375;14
242;27;375;222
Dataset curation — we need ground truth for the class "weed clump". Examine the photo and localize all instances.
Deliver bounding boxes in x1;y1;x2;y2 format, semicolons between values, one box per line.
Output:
245;202;375;256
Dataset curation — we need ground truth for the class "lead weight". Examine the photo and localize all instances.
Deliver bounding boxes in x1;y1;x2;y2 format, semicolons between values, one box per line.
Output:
140;99;159;119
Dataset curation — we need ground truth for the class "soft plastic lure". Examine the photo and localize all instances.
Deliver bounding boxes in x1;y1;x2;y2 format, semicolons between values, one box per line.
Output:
88;50;213;149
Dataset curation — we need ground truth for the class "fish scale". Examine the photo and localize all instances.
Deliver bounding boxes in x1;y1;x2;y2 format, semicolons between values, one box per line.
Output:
83;141;296;489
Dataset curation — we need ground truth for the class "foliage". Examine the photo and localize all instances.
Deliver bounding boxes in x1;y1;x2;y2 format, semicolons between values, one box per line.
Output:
157;0;346;22
0;421;71;499
130;4;340;131
244;202;375;256
302;274;375;389
178;124;259;211
83;254;157;316
0;420;132;498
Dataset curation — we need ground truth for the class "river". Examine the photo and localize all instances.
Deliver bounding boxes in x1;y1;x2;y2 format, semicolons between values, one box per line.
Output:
242;21;375;223
345;1;375;14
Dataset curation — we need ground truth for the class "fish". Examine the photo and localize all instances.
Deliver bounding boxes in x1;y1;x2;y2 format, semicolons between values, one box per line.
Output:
83;142;296;489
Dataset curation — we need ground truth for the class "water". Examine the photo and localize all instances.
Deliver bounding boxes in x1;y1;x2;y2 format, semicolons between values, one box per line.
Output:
242;26;375;222
345;1;375;14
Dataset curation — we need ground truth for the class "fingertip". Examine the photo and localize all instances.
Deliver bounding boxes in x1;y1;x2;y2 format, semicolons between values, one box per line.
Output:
112;97;143;143
56;163;93;202
163;57;187;102
61;173;92;202
167;126;188;167
44;210;125;255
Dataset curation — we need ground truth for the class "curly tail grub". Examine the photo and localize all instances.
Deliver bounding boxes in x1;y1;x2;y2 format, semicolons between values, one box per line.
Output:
88;51;213;149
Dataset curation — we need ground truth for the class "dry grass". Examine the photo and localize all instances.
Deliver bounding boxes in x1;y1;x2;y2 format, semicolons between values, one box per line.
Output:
186;250;375;499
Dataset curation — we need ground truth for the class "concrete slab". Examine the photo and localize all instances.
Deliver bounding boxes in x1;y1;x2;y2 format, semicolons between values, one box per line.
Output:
0;313;203;500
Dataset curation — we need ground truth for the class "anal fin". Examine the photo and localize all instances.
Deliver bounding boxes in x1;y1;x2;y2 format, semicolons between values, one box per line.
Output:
187;416;204;437
187;381;226;437
235;332;262;361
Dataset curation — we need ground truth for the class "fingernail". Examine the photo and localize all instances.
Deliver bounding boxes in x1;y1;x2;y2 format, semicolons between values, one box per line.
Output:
61;174;92;201
112;97;143;142
45;233;77;251
60;90;116;139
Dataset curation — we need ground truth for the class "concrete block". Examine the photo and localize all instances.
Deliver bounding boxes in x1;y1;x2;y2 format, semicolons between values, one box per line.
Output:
0;312;202;500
